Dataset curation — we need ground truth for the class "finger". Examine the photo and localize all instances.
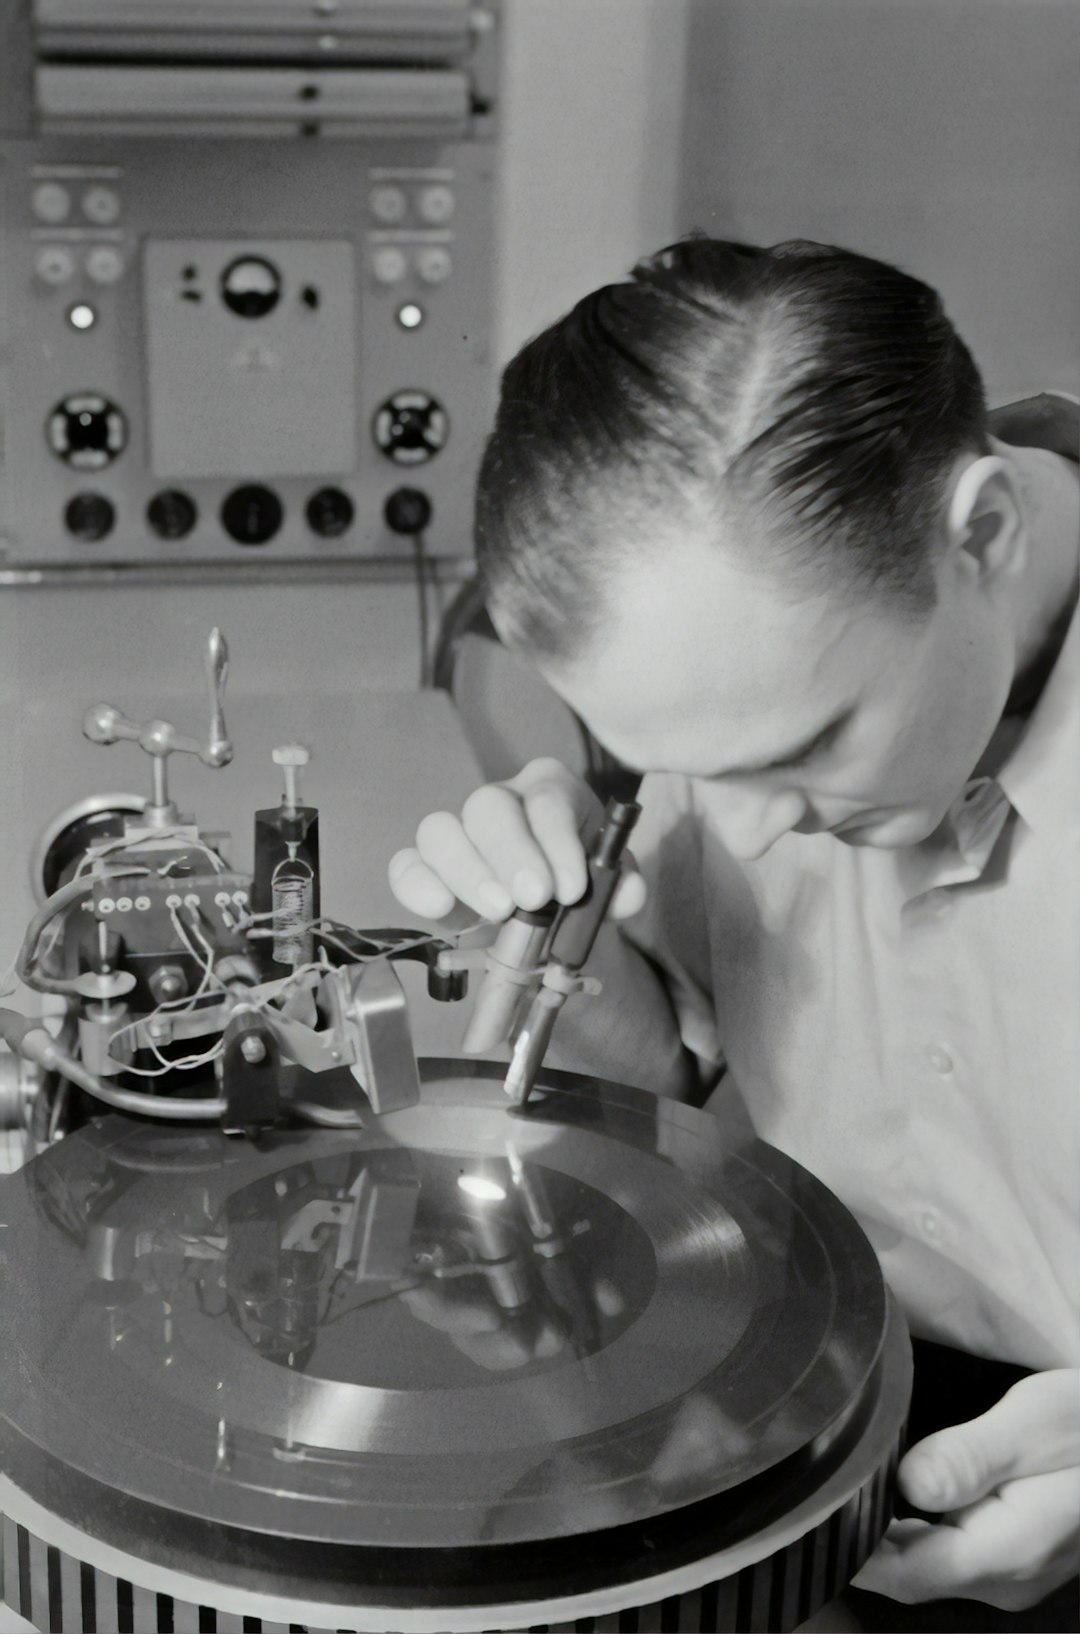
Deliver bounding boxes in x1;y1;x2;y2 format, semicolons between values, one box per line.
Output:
508;758;598;904
899;1368;1080;1511
517;794;592;907
611;861;648;920
400;1284;501;1336
522;790;648;915
460;783;562;910
854;1469;1080;1610
413;812;515;921
387;848;459;921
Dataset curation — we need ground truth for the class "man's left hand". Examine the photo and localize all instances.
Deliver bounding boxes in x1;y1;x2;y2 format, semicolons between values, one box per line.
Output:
854;1368;1080;1610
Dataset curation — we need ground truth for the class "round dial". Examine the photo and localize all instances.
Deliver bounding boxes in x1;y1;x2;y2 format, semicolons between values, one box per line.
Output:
373;391;449;466
64;492;115;542
220;256;283;319
147;490;198;541
384;487;433;536
305;487;354;539
221;485;283;546
47;394;128;471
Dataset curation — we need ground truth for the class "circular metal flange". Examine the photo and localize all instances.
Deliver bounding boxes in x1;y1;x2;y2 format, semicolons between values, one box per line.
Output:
30;793;147;904
0;1061;911;1630
0;1319;908;1634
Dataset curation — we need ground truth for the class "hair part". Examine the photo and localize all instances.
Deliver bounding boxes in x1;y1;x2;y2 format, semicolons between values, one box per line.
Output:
475;237;989;659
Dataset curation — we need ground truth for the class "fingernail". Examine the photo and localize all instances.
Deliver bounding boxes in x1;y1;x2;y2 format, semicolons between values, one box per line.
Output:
512;868;550;910
478;881;514;919
902;1459;947;1511
556;870;584;904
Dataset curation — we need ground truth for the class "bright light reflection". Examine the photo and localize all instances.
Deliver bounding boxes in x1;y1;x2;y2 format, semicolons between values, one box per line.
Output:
68;303;97;330
456;1174;507;1204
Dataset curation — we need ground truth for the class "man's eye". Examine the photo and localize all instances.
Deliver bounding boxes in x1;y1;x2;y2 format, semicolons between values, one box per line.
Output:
773;745;816;773
770;715;850;774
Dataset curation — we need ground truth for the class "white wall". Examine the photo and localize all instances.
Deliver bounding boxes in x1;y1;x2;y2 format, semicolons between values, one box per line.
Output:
495;0;689;361
678;0;1080;403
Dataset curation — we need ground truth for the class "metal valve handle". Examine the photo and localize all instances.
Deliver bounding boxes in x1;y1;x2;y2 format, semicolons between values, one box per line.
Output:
82;629;234;816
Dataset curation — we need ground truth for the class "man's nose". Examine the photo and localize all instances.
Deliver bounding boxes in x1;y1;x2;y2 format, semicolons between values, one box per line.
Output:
713;785;808;862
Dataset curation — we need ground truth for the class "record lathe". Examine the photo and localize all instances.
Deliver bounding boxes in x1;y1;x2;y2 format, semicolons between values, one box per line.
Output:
0;634;912;1634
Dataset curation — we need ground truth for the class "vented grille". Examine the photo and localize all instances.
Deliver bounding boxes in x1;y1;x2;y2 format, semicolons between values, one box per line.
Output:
0;1437;899;1634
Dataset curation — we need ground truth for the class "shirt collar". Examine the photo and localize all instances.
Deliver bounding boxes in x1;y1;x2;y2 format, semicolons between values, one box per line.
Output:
898;777;1013;900
895;597;1078;902
997;598;1079;833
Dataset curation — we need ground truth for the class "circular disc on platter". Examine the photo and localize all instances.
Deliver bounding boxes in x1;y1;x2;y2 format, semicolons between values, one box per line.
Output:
0;1061;887;1556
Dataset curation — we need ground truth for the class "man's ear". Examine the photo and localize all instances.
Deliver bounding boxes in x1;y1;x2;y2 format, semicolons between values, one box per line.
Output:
944;455;1026;586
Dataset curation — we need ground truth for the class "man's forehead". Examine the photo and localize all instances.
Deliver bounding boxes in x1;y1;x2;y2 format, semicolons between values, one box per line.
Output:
541;538;893;769
566;541;854;703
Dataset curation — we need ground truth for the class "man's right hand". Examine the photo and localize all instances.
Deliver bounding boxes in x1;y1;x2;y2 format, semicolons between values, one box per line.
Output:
388;757;648;924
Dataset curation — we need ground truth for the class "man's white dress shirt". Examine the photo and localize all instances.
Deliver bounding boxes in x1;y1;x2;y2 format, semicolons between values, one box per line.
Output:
600;401;1080;1370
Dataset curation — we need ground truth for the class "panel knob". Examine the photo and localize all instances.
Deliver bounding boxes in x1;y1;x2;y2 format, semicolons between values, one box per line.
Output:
64;492;115;542
221;485;283;546
384;488;432;536
306;487;354;539
147;490;198;541
47;394;128;470
373;392;449;466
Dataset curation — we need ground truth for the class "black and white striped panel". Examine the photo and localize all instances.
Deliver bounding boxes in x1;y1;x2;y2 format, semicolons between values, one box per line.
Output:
0;1440;897;1634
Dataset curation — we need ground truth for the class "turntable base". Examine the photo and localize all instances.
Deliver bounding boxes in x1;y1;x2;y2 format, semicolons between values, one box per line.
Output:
1;1061;911;1633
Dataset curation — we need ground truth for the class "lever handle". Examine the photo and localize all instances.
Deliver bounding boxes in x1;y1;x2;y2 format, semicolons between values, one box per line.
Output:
82;704;201;759
204;627;233;768
82;702;143;747
82;630;234;771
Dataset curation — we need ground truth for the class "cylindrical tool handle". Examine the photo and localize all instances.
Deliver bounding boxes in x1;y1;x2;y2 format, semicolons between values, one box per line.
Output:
461;907;555;1054
548;798;641;971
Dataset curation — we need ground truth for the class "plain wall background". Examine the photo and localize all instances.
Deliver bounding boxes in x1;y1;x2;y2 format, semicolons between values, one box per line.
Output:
679;0;1080;404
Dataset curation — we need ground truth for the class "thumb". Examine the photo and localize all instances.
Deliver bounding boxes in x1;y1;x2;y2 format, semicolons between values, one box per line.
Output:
610;858;648;920
899;1369;1080;1512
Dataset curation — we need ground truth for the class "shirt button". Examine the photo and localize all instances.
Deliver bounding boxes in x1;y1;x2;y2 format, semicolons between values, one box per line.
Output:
921;1210;941;1238
926;1044;954;1075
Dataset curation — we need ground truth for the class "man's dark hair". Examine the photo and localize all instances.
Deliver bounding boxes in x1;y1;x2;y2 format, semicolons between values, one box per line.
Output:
475;238;989;659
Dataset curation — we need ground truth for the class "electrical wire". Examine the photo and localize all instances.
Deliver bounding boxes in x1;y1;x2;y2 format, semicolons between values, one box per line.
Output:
413;529;432;689
14;867;152;996
106;904;229;1075
169;904;228;999
74;830;226;877
19;894;493;1122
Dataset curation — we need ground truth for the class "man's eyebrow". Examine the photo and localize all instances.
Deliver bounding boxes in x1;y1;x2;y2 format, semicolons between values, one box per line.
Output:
705;707;854;780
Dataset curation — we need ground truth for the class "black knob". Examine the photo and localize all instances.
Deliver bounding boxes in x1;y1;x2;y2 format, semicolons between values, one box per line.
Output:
65;492;115;541
147;489;197;540
373;391;449;466
221;485;283;546
47;394;127;470
384;488;433;536
306;486;354;539
220;256;282;319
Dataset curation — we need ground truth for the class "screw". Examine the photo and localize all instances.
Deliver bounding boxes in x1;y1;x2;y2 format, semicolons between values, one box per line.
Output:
150;963;187;1004
240;1034;267;1065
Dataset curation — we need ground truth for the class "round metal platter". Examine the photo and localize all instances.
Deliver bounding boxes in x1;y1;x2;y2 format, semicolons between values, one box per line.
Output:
0;1060;890;1573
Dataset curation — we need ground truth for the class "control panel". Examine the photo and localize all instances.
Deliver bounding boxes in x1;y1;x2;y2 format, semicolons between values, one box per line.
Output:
0;0;499;573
